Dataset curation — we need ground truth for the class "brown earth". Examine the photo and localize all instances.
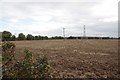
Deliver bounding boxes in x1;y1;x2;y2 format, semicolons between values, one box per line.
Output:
12;39;119;78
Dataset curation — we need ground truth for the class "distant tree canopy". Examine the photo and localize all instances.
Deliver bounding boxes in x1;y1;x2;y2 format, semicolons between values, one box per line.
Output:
33;35;48;40
51;36;63;39
26;34;34;40
2;31;12;41
1;31;50;41
34;36;39;40
67;36;76;39
18;33;25;40
42;36;48;40
1;30;119;41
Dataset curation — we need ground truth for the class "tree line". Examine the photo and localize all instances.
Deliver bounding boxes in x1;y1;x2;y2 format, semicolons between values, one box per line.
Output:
0;31;119;41
67;36;119;39
1;31;65;41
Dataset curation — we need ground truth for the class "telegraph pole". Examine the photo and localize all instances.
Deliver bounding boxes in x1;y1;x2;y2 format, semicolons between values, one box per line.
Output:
63;28;65;40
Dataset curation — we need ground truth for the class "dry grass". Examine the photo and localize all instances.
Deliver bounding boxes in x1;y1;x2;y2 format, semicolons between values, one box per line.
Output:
11;39;119;78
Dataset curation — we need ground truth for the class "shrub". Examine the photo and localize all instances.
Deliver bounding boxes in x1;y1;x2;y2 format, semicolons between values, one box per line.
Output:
2;42;15;65
2;41;15;55
2;42;52;79
33;55;52;78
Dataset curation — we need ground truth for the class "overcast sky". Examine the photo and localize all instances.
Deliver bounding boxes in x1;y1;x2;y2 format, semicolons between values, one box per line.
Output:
0;0;119;37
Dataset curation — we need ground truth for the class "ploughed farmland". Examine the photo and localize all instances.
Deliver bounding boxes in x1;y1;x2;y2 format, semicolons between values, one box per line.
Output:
12;39;118;78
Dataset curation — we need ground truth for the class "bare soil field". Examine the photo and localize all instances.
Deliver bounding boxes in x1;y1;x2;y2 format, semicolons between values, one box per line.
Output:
12;39;119;78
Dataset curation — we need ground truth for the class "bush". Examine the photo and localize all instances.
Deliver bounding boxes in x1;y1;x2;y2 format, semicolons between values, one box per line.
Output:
2;42;15;64
34;55;52;78
2;42;52;78
2;42;15;54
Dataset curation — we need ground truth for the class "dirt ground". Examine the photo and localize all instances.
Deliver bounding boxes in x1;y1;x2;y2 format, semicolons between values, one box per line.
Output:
12;39;119;78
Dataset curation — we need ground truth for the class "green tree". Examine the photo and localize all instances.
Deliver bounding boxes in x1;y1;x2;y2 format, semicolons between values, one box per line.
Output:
18;33;25;40
11;35;16;41
43;36;48;40
34;36;39;40
38;35;42;40
2;31;12;41
26;34;34;40
51;36;63;39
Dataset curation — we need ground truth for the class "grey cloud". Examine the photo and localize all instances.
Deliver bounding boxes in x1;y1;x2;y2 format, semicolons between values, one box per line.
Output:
0;0;118;37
